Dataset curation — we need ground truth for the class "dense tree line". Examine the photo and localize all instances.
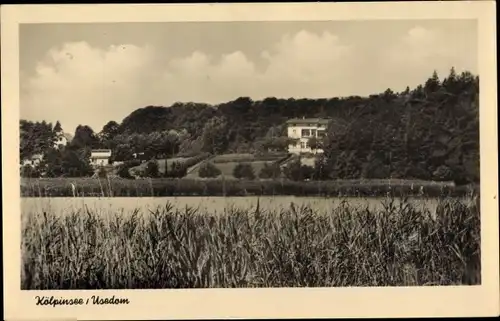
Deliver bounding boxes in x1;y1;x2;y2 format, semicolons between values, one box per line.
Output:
321;69;479;184
20;121;93;178
20;68;479;184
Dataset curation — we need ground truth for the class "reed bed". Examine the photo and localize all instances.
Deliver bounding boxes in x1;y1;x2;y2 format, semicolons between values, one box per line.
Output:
20;177;473;198
21;197;480;289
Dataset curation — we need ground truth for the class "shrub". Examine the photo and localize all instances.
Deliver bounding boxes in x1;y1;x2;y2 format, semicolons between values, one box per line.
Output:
233;162;255;179
144;160;159;178
165;161;188;178
259;163;282;179
117;165;133;179
283;160;314;181
312;156;330;180
433;165;452;181
301;165;314;180
198;162;221;178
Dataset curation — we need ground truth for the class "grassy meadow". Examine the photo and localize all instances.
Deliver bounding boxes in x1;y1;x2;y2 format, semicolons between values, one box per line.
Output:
185;152;289;179
186;161;273;179
21;195;480;289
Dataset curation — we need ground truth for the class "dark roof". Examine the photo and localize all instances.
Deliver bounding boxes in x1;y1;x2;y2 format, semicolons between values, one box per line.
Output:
286;118;332;125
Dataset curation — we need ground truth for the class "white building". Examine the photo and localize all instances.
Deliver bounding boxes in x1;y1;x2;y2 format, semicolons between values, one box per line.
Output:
286;118;330;154
21;153;44;167
54;135;67;149
90;149;112;167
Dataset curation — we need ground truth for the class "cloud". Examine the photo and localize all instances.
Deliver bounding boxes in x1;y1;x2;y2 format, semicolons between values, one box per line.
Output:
21;27;476;133
382;26;477;88
262;31;351;79
22;41;158;133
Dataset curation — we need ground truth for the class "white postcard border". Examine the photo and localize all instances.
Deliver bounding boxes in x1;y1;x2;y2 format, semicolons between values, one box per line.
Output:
2;2;498;319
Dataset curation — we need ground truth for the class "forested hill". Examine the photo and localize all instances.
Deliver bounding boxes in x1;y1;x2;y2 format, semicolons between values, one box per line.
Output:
115;68;479;182
20;68;479;184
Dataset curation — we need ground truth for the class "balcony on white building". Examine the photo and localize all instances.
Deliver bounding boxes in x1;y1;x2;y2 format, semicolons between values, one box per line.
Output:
286;118;330;154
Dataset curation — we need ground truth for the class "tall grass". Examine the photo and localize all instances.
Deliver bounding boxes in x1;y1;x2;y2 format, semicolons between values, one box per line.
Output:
21;197;480;289
20;177;473;198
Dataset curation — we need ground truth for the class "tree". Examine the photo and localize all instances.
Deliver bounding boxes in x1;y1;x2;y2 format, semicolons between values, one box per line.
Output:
198;162;221;178
60;149;94;177
37;69;476;182
20;120;56;160
53;121;63;133
71;125;100;149
256;136;293;153
265;125;285;138
307;137;323;153
53;121;67;149
283;159;303;181
424;70;441;94
42;147;93;178
383;88;396;101
201;116;229;154
443;66;459;94
312;155;329;180
43;148;64;177
99;121;120;146
113;143;134;162
233;163;255;179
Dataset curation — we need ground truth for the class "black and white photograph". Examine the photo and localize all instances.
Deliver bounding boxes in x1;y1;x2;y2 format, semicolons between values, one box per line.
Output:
3;2;498;320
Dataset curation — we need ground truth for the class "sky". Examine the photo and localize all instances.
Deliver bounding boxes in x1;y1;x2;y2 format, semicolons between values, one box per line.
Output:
20;20;478;134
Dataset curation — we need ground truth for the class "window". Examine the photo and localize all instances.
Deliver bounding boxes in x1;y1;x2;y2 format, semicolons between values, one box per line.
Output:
311;129;317;137
300;141;306;149
301;129;311;137
317;130;325;137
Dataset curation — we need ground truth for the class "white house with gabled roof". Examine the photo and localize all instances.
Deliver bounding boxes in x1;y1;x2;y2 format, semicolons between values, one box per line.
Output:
90;149;112;167
54;133;72;149
286;118;331;154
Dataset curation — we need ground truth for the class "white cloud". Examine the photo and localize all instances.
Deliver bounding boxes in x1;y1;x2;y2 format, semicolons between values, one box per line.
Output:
21;27;476;133
383;26;477;88
22;41;158;133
